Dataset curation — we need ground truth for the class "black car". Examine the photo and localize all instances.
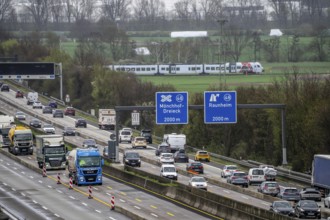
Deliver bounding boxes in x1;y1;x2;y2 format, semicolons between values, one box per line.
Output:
141;129;152;144
0;84;9;92
294;200;321;219
155;142;171;156
186;162;204;174
63;126;76;136
123;151;141;167
29;118;42;128
75;118;87;128
48;100;57;108
53;109;64;118
173;150;189;163
42;106;53;114
270;201;295;217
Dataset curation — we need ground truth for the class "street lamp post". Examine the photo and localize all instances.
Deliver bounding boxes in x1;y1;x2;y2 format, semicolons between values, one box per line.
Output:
217;19;228;87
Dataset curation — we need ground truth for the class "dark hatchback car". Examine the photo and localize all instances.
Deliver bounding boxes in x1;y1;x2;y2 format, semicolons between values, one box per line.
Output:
140;129;152;144
123;151;141;167
155;142;171;156
63;126;76;136
173;150;189;163
48;100;57;108
64;107;75;116
270;201;295;217
0;84;10;92
29;118;42;128
53;109;64;118
42;106;53;114
186;162;204;174
75;118;87;128
294;200;321;219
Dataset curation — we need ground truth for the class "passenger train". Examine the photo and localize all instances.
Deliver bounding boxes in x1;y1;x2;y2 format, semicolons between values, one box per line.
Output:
107;62;264;75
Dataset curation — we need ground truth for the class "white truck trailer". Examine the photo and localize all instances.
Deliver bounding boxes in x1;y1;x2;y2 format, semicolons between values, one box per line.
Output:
98;109;116;130
0;115;15;148
163;133;186;152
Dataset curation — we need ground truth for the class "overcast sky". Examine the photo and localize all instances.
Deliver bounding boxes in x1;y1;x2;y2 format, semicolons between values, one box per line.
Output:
164;0;177;10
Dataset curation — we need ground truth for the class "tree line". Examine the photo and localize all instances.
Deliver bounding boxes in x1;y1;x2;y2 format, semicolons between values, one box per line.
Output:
0;0;330;31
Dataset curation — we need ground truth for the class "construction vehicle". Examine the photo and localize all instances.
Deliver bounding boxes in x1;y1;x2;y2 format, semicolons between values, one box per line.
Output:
67;148;103;186
35;135;67;170
98;109;116;130
8;125;33;155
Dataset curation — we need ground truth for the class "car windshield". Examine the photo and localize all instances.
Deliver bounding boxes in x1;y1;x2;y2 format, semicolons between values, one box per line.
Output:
84;140;96;145
191;163;202;167
78;156;100;167
192;177;206;182
121;131;131;135
163;167;175;172
265;183;278;187
16;112;24;116
233;172;246;177
162;153;173;158
14;133;32;141
198;151;208;155
65;127;75;131
252;169;264;175
44;146;65;154
285;188;298;193
274;202;291;208
227;166;237;170
136;138;145;141
32;119;40;123
301;201;318;208
44;124;54;128
126;153;139;159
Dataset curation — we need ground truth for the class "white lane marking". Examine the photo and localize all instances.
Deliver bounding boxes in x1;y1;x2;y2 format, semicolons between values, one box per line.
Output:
29;176;34;179
14;167;17;170
119;199;126;203
223;190;230;194
54;214;60;217
56;190;63;194
3;183;7;186
27;156;32;160
47;185;52;189
151;213;158;218
6;163;10;166
106;193;111;196
0;159;2;162
82;203;88;206
241;196;249;200
109;217;117;220
0;188;5;192
69;196;75;200
21;172;25;174
38;180;43;184
95;210;101;213
11;188;16;191
33;200;38;204
93;187;99;191
21;193;25;196
134;206;141;210
42;206;48;210
262;202;269;206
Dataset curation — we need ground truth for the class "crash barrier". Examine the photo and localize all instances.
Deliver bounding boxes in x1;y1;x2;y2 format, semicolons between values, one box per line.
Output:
107;165;292;220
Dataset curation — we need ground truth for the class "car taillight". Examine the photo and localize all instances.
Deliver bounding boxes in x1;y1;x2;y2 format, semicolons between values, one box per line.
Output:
232;176;237;179
244;176;248;179
199;166;203;168
226;170;229;172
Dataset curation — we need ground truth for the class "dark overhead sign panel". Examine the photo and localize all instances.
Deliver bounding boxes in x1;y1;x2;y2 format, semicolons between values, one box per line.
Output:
0;62;56;79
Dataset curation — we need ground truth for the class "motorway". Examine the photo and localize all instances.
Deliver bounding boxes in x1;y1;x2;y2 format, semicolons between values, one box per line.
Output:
1;88;330;219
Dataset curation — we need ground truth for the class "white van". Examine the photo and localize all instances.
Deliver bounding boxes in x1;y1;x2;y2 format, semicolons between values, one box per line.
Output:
160;164;178;180
247;168;265;185
163;133;186;152
119;129;132;143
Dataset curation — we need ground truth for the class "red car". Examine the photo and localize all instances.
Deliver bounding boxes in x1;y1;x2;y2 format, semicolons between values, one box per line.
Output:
64;107;75;116
15;90;24;98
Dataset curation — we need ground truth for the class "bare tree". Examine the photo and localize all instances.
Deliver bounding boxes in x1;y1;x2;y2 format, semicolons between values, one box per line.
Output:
223;26;253;62
70;0;96;22
0;0;12;23
25;0;49;29
49;0;64;24
101;0;131;22
133;0;165;22
63;0;73;23
174;0;191;20
267;0;289;28
199;0;224;21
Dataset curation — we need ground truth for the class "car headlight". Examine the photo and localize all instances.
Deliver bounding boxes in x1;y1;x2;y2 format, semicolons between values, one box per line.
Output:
138;159;141;162
298;208;304;212
125;159;129;162
317;209;320;212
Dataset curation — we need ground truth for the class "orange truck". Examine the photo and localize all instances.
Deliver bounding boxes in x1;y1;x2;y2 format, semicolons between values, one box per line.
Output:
8;125;33;155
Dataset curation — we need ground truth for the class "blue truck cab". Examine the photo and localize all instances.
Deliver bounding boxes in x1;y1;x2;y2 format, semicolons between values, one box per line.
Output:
67;148;104;186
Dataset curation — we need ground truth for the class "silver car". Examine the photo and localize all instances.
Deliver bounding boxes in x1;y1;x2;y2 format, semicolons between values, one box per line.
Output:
299;187;322;201
278;187;300;202
188;176;208;191
227;171;248;188
257;181;280;197
324;193;330;208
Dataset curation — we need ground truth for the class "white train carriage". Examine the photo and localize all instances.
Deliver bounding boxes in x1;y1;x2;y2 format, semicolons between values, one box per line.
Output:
112;64;159;75
158;64;204;75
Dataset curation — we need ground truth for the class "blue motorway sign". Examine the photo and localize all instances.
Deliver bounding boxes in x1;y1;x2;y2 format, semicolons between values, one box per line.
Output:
156;92;188;124
204;91;237;124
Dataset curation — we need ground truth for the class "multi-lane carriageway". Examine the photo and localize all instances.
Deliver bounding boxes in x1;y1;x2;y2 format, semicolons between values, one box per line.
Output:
1;87;330;220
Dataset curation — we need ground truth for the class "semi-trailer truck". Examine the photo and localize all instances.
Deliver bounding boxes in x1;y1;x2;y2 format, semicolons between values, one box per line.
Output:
311;154;330;195
36;135;67;170
67;148;103;186
8;125;33;155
